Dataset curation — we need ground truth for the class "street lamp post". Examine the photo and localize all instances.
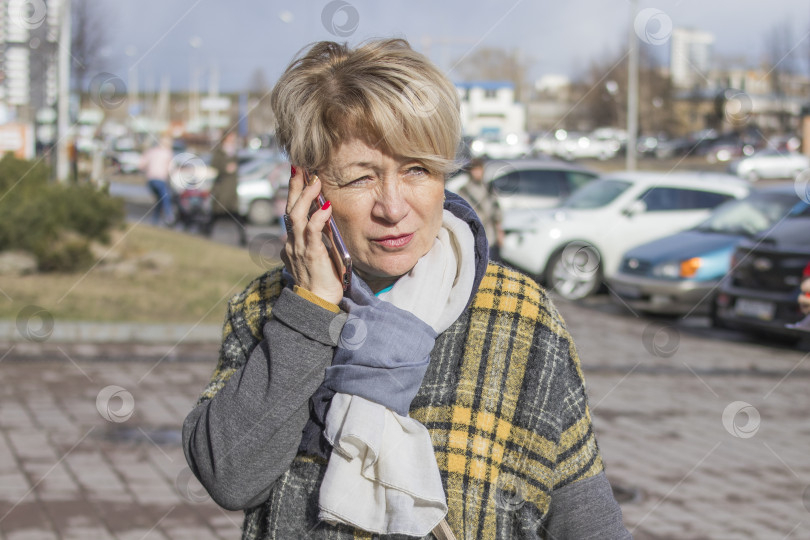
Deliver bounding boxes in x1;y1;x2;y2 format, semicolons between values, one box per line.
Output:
56;0;72;182
626;0;639;171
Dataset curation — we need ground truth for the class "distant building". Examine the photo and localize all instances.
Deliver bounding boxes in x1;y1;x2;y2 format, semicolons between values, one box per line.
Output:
0;0;62;121
456;81;526;138
670;28;714;89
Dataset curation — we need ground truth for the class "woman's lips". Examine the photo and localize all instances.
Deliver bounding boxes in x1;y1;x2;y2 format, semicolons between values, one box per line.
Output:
372;233;414;249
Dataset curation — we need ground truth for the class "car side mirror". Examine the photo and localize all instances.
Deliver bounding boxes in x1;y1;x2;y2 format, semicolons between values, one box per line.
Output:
623;199;647;217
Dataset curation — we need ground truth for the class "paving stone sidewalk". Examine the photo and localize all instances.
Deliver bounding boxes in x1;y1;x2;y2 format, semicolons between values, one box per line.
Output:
1;299;809;539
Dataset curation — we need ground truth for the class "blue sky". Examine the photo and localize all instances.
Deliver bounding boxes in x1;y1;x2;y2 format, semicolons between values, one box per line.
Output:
103;0;810;92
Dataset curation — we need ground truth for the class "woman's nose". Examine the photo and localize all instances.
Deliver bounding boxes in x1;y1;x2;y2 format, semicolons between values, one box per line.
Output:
372;181;409;223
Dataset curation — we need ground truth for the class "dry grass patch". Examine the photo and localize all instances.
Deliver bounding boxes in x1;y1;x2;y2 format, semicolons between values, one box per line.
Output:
0;223;273;324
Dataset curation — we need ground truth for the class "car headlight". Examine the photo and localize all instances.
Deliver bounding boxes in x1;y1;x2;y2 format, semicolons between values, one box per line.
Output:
652;262;680;279
652;258;702;279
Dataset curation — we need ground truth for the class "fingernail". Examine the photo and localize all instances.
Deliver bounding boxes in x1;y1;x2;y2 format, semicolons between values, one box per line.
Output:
290;165;297;176
321;200;331;210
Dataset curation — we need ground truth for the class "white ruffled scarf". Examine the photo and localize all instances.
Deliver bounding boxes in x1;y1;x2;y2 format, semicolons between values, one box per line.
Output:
318;209;475;536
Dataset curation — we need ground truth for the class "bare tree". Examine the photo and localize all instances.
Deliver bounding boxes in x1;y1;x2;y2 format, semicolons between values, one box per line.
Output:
764;18;803;132
71;0;111;94
245;68;275;136
452;47;532;102
576;42;675;134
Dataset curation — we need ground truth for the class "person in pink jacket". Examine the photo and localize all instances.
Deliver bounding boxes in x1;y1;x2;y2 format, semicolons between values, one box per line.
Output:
139;135;175;226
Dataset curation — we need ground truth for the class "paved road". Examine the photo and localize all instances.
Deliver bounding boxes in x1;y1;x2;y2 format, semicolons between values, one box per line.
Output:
2;294;809;539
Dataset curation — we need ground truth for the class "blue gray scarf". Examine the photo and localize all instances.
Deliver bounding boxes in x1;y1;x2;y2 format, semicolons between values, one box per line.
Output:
294;190;489;458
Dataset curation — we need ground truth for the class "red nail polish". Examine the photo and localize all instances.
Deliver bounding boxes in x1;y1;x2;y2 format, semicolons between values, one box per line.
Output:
291;165;297;176
321;200;331;210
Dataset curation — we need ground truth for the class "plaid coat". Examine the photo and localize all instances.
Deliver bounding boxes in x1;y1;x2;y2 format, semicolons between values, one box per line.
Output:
195;262;605;539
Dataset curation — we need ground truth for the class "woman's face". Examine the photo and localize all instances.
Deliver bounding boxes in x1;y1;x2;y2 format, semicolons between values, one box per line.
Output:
319;139;445;290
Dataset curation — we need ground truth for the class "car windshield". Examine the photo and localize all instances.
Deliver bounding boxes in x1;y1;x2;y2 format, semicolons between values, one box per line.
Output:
695;192;798;235
561;179;631;209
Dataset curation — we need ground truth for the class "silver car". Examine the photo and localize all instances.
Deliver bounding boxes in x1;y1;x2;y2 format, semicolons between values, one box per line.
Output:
446;158;599;211
728;150;810;181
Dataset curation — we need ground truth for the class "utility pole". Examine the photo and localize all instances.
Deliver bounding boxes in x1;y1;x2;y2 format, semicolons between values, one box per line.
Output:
56;0;72;182
626;0;639;171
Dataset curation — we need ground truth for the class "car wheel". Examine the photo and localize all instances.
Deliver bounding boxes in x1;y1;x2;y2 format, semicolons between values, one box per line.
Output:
247;199;275;226
545;242;602;300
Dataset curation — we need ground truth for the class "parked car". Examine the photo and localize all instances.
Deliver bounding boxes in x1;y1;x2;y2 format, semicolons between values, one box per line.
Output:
446;158;599;211
237;157;289;225
535;129;620;161
705;141;756;163
500;172;751;300
654;129;718;159
728;150;810;181
469;133;530;160
109;136;141;174
608;184;802;316
714;201;810;341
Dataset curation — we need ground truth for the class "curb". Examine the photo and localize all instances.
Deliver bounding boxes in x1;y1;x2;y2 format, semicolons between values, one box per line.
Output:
0;321;223;344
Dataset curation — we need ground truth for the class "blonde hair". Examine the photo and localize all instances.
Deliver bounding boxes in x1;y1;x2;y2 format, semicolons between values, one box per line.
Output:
270;39;461;177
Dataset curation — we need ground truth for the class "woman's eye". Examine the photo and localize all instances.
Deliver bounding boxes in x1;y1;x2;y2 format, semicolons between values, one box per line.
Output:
406;166;428;176
347;175;372;185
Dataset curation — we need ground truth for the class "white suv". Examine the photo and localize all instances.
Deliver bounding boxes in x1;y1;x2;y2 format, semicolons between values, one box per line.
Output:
500;172;751;300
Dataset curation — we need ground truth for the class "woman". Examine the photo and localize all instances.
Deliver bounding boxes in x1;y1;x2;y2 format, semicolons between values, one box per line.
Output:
183;39;630;539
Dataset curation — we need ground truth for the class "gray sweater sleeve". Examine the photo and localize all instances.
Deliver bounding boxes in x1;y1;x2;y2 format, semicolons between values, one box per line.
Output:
541;470;632;539
182;287;346;511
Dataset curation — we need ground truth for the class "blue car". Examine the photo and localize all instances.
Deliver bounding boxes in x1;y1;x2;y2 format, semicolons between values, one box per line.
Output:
607;184;802;316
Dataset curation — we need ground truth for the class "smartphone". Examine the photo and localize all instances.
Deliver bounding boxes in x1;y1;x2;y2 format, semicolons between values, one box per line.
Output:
303;168;352;291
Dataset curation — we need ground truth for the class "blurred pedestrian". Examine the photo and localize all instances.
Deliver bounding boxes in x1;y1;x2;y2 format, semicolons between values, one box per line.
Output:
67;137;79;183
457;157;504;260
205;131;247;246
138;135;175;226
787;266;810;331
798;268;810;316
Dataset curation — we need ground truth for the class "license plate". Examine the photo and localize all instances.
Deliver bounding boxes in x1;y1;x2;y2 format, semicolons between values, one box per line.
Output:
734;298;776;321
611;282;642;300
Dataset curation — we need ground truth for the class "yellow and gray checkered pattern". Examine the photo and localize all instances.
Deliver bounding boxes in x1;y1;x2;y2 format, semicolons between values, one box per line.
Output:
198;263;604;539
